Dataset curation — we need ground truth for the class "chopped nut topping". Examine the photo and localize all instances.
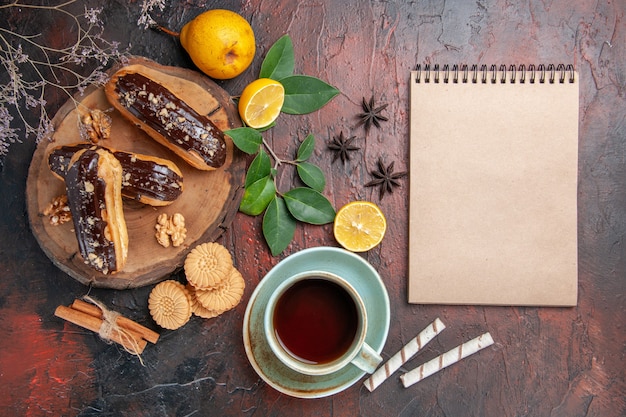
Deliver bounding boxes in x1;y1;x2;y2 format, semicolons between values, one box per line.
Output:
42;195;72;226
84;181;95;193
155;213;187;248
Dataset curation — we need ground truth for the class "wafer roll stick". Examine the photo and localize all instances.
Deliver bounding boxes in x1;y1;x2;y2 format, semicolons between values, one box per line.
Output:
364;318;445;392
400;332;494;388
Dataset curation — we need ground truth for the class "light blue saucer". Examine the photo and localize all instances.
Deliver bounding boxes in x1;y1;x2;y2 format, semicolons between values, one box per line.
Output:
243;246;390;398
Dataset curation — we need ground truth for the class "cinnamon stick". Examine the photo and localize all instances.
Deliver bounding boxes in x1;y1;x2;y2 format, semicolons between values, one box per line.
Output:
71;299;160;344
55;305;147;354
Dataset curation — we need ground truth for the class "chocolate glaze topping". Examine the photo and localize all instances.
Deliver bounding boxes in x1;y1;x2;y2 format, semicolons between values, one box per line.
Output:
113;151;182;203
49;144;183;203
48;144;96;178
65;149;117;274
114;72;227;168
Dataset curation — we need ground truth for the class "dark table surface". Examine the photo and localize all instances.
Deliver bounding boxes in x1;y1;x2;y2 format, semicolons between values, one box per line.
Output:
1;1;624;416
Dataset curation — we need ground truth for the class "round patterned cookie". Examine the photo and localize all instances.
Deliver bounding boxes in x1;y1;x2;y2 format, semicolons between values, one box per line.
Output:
186;284;222;319
148;280;192;330
184;242;233;289
195;267;245;313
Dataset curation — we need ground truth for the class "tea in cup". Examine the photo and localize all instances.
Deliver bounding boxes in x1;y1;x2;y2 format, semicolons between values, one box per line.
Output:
264;271;382;376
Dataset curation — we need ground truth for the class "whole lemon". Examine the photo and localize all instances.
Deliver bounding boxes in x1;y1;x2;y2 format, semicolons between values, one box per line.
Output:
179;9;255;80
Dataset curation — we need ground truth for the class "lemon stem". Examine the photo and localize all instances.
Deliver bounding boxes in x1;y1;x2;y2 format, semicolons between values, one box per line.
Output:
261;138;299;196
150;24;180;38
262;138;283;168
262;138;300;168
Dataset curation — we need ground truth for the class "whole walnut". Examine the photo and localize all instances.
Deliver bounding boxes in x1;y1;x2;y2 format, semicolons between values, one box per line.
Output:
155;213;186;248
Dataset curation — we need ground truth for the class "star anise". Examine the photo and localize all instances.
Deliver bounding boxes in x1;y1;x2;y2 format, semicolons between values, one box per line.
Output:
356;95;388;131
327;131;360;164
365;158;407;199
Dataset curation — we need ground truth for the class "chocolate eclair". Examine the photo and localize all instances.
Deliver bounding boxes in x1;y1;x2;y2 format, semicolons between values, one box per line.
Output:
64;147;128;274
49;143;184;206
104;66;227;171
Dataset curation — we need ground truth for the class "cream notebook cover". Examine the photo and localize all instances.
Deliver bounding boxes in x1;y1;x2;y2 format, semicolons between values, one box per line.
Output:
408;65;578;306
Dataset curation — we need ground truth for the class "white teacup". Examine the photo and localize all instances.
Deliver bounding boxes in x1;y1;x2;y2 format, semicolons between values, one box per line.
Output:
264;270;382;376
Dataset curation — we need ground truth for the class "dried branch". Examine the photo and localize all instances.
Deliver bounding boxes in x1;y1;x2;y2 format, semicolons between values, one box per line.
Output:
0;0;128;160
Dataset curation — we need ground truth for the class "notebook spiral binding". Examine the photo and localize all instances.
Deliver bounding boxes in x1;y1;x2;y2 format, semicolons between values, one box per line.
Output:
414;64;575;84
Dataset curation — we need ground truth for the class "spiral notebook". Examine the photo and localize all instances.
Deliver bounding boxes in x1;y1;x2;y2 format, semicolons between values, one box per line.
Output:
408;64;579;306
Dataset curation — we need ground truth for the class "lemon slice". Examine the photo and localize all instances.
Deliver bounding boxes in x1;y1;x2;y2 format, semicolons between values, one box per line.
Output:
333;201;387;252
238;78;285;128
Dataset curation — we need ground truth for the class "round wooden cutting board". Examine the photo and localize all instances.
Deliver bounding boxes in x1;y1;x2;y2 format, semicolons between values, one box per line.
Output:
26;57;246;289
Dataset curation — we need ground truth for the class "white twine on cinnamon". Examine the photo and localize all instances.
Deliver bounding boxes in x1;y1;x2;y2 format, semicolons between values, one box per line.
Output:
82;295;145;366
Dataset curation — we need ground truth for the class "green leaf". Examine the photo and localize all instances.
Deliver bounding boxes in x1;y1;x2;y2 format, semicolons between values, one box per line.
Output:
245;149;272;187
225;127;263;154
263;196;297;256
297;162;326;193
280;75;340;115
260;35;295;81
283;187;335;225
240;176;276;216
296;134;315;161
